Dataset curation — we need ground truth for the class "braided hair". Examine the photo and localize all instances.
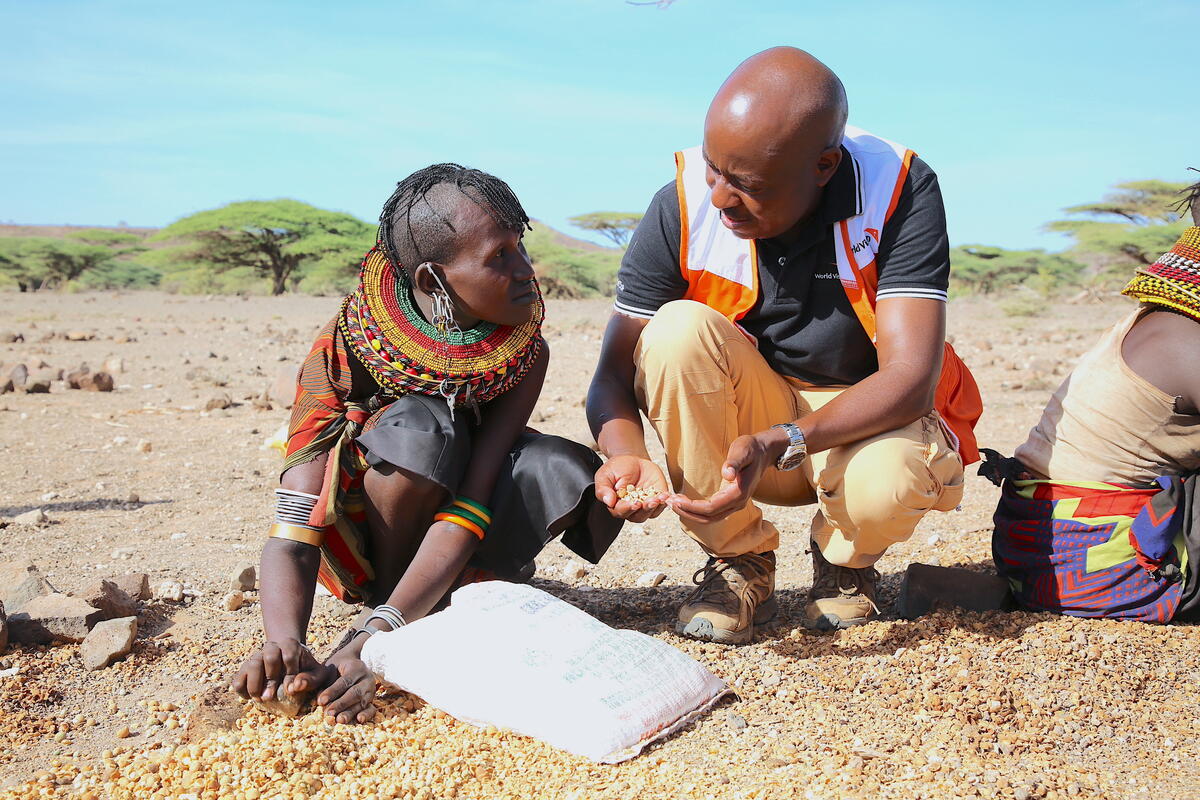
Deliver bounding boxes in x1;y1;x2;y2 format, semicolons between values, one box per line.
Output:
378;164;531;273
1180;168;1200;225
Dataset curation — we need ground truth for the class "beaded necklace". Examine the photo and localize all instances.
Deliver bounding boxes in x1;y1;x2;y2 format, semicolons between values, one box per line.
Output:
338;245;545;419
1123;227;1200;322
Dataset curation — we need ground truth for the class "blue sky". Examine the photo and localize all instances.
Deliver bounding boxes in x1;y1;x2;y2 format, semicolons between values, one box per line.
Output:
1;0;1197;251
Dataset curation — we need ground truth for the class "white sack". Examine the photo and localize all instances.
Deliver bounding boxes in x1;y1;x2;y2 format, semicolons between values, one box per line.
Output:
360;581;728;763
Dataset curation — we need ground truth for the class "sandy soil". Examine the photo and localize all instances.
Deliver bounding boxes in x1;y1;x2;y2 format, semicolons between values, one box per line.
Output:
0;290;1196;799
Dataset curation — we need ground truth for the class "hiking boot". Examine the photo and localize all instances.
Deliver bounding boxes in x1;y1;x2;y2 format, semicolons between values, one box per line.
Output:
804;540;880;630
676;551;777;645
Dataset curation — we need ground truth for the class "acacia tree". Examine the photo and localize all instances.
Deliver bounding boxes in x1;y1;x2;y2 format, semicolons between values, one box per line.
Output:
0;236;130;290
950;245;1083;296
151;199;374;295
1047;179;1192;280
568;211;643;248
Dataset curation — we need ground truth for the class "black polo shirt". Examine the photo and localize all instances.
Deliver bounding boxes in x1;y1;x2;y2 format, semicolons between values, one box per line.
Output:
613;150;950;386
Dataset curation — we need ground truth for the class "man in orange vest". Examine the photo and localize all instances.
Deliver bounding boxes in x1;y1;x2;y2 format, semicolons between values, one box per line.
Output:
586;47;981;642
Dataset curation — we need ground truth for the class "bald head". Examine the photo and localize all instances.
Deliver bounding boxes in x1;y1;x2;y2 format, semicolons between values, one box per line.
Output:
707;47;847;158
701;48;849;241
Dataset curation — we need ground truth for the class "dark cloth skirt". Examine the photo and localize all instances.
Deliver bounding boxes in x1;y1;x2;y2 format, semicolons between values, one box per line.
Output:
355;394;621;585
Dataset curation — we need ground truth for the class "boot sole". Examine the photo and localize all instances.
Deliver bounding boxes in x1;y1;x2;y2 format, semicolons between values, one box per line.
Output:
805;610;878;631
675;597;779;645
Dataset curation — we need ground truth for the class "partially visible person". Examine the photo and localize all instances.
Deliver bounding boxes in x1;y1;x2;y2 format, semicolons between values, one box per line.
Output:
233;164;620;722
988;176;1200;623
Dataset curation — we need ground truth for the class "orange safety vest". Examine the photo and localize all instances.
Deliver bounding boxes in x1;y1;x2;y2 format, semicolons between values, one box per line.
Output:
674;127;983;464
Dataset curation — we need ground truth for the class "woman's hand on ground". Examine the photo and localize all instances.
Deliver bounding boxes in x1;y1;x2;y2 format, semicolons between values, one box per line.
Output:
594;454;670;523
316;648;378;724
232;637;324;702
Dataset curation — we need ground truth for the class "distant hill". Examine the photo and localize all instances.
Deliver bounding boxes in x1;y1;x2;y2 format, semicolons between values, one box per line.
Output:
0;223;157;239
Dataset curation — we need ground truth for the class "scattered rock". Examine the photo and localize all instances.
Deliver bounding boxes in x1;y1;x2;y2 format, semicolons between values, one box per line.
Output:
635;571;667;588
81;579;139;620
7;363;28;392
136;439;153;453
0;331;22;343
895;563;1014;619
251;390;272;411
222;591;245;612
0;561;56;612
252;691;312;719
204;392;233;411
269;364;298;409
113;573;151;601
103;356;125;374
230;563;257;592
563;561;589;581
65;330;94;341
24;374;51;393
12;508;49;526
65;365;90;387
126;491;140;504
726;712;748;730
81;616;137;670
156;581;185;603
183;686;246;743
8;593;104;644
69;368;115;392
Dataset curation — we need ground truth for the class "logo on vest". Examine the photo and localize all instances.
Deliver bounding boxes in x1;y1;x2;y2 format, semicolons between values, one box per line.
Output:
851;234;873;255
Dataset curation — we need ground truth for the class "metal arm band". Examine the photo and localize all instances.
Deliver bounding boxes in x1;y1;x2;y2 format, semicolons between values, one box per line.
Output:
268;523;324;547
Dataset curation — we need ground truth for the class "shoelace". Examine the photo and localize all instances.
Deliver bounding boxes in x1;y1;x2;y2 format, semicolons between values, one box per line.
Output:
688;554;773;598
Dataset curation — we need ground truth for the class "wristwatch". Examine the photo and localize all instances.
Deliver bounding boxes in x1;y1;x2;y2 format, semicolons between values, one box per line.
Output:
770;423;807;471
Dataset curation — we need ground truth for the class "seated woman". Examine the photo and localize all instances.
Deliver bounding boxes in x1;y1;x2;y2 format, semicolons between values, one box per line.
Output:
233;164;621;722
987;177;1200;623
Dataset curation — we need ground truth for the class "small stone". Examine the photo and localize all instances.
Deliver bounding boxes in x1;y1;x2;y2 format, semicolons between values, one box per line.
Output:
39;490;59;501
79;371;115;392
204;392;233;411
113;573;151;601
126;491;140;504
895;563;1014;619
269;364;298;409
80;580;139;620
726;712;748;730
65;365;91;388
221;591;244;612
8;593;104;643
12;508;49;526
0;331;22;343
111;547;135;560
136;439;152;453
252;691;312;719
156;581;184;603
230;563;257;592
24;376;51;393
103;356;125;374
115;726;130;739
7;363;28;392
635;571;667;588
0;561;56;612
65;330;94;341
81;616;137;670
563;561;589;581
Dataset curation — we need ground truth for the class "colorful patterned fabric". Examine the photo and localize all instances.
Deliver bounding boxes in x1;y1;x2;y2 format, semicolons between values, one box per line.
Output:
1122;226;1200;322
992;477;1191;623
283;320;384;602
339;245;544;412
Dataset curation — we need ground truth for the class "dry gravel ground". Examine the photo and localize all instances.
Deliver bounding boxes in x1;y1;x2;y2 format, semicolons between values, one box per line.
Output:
0;290;1197;799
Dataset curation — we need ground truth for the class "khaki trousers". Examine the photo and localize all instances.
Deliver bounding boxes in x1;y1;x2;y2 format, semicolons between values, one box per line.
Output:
633;300;964;569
